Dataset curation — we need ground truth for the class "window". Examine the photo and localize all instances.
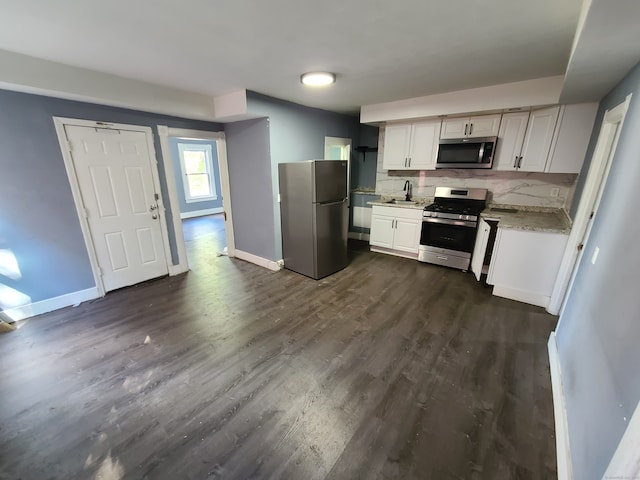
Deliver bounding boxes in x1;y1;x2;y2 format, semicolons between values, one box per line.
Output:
177;143;217;203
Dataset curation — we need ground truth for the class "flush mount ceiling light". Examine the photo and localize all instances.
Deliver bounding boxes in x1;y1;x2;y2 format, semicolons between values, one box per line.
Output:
300;72;336;87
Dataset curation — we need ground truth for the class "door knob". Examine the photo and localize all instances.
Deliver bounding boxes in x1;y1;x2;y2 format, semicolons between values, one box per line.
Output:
152;214;158;219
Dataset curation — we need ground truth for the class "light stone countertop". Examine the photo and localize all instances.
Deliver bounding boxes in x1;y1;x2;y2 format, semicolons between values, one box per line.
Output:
367;196;433;210
366;199;572;234
481;205;572;234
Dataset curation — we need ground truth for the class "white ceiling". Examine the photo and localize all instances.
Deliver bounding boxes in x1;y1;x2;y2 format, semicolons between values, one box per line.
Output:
0;0;585;114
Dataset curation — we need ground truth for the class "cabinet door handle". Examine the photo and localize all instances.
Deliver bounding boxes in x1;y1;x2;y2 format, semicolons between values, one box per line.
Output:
404;157;408;168
469;123;473;135
514;156;518;168
408;157;411;167
518;156;523;168
464;124;468;136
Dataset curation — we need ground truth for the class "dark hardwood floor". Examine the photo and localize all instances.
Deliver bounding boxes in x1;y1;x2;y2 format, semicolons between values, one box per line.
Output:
0;215;558;480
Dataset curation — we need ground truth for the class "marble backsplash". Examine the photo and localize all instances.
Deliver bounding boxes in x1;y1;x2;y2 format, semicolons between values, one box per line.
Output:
376;167;578;209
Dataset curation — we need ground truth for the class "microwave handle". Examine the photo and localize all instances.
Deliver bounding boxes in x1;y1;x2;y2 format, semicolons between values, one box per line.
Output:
478;142;485;164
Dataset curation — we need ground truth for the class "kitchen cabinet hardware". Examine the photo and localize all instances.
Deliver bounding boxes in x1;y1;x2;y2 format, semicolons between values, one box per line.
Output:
370;205;422;256
441;114;500;139
472;219;569;309
494;105;596;173
382;120;440;170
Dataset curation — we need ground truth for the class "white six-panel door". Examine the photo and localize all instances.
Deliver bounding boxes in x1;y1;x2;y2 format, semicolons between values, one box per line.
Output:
64;125;168;292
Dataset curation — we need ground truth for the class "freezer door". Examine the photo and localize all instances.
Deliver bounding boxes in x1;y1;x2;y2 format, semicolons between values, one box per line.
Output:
313;160;348;203
313;199;348;279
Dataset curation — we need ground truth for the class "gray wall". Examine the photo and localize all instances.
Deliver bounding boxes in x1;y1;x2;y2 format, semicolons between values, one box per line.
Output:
555;61;640;480
246;92;360;260
169;138;223;214
224;118;276;260
0;88;222;305
353;124;379;190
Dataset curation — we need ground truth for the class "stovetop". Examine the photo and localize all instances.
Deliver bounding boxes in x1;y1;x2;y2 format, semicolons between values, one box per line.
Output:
421;187;488;222
423;200;486;222
424;202;485;215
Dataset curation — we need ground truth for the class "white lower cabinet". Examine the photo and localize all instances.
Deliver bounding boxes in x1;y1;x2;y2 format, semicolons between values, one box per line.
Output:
472;222;568;309
369;206;422;257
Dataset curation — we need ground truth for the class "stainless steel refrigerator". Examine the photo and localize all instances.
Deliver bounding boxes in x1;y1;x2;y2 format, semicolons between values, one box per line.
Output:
279;160;348;279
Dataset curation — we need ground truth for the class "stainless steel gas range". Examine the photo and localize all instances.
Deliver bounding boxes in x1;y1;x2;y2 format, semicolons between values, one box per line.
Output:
418;187;487;271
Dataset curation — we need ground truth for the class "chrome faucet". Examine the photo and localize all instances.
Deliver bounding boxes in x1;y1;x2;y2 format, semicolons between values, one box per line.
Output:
403;180;412;201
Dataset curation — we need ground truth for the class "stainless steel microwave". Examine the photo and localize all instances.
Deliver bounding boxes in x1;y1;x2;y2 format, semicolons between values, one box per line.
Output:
435;136;497;169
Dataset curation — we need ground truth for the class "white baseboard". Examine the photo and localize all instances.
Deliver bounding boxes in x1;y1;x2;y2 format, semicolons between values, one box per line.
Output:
1;287;101;322
180;207;224;219
492;285;550;308
370;246;419;260
548;332;573;480
168;263;189;276
348;232;370;241
234;249;283;272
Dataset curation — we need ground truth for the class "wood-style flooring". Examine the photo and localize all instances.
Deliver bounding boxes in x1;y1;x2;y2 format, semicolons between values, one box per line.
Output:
0;215;558;480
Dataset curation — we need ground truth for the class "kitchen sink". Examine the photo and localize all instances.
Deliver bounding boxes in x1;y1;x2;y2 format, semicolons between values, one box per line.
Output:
385;199;417;205
489;207;518;213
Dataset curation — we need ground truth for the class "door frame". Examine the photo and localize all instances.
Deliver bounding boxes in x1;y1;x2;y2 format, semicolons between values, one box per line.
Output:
157;126;235;274
548;94;632;315
53;117;173;297
324;136;352;199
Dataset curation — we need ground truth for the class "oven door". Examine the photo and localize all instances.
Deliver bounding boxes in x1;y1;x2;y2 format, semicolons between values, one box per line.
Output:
419;218;478;253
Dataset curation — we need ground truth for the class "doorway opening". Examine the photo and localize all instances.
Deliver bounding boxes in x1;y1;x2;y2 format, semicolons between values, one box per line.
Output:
548;94;632;315
157;127;235;273
324;136;352;194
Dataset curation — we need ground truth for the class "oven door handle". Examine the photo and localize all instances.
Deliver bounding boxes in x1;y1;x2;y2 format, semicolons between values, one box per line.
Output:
422;217;477;228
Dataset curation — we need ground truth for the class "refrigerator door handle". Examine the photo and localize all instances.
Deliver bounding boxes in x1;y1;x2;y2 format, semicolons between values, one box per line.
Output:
317;198;347;206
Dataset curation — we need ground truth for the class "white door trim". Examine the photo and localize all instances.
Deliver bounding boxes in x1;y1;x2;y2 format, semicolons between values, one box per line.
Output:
547;94;631;315
157;126;236;274
548;332;573;480
53;117;173;296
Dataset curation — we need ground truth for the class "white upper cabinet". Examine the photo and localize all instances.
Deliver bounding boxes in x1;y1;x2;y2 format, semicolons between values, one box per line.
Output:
382;123;413;169
440;117;467;139
382;119;440;170
518;107;560;172
408;120;440;170
493;112;530;171
546;103;598;174
440;114;501;139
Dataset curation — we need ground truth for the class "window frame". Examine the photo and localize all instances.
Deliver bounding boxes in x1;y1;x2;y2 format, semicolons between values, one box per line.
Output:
177;142;217;203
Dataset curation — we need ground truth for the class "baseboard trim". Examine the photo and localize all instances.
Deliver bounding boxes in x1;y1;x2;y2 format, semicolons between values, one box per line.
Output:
370;246;419;260
180;207;224;219
168;263;189;276
348;232;370;241
492;285;550;308
548;332;573;480
1;287;101;322
234;250;283;272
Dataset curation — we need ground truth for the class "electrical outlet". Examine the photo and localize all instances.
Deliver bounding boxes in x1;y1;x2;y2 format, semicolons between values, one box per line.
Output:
277;193;281;203
550;187;560;197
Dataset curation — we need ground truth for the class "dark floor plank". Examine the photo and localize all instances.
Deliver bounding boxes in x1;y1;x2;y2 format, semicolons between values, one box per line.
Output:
0;215;557;480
